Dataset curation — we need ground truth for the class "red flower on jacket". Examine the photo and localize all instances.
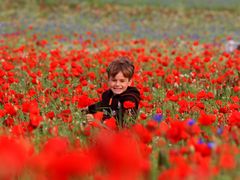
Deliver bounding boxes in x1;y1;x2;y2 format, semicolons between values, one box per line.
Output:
123;101;135;109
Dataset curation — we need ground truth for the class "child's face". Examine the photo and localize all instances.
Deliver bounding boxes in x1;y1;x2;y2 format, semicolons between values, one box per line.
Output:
108;71;132;94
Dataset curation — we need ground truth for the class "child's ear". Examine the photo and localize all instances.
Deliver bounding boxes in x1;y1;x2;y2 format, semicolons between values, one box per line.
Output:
128;79;133;86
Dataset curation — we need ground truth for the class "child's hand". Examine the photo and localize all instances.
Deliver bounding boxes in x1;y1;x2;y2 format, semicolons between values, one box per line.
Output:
80;107;89;114
86;113;94;122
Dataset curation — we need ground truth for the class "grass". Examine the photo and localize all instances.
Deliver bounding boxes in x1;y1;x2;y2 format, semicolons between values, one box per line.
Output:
0;5;239;45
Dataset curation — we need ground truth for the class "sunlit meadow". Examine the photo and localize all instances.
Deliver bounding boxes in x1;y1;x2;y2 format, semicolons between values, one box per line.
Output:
0;1;239;179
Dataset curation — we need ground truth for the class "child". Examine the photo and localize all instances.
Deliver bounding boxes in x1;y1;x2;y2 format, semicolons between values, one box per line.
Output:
225;40;240;53
85;56;141;127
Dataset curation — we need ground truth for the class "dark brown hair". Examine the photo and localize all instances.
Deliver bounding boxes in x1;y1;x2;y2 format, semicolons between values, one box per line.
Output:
237;44;240;51
107;56;135;80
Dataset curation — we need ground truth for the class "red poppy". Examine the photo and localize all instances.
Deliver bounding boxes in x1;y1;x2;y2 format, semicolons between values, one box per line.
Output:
140;113;147;120
93;111;104;121
169;95;179;102
146;120;158;132
48;126;59;136
22;101;31;113
0;136;29;179
178;99;189;113
4;103;17;116
2;61;14;71
3;117;14;127
228;111;240;127
10;123;27;136
87;72;96;81
36;39;48;47
93;130;146;178
103;117;117;130
42;136;69;155
219;154;236;170
219;106;228;114
29;101;40;114
198;111;216;126
46;150;96;179
194;143;212;157
166;121;189;143
233;86;240;92
0;109;6;118
77;94;93;108
197;90;207;100
45;111;55;119
29;114;42;128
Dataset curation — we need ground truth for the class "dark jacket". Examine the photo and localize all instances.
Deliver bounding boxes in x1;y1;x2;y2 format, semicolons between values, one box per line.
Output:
88;86;141;127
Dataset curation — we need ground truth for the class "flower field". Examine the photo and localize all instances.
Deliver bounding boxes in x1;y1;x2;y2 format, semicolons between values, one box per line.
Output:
0;1;240;180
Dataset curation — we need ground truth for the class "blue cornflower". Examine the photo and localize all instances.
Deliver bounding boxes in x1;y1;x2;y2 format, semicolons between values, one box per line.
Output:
198;138;204;144
207;142;216;149
217;127;223;135
187;119;196;126
152;113;163;123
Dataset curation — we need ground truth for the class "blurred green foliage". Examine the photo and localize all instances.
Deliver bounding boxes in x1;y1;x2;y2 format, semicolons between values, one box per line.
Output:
1;0;240;11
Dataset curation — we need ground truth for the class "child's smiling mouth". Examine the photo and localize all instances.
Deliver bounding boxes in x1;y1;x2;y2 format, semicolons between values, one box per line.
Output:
113;88;123;91
112;88;124;93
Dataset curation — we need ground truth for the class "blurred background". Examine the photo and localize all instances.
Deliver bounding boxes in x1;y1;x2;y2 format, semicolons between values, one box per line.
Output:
0;0;240;42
